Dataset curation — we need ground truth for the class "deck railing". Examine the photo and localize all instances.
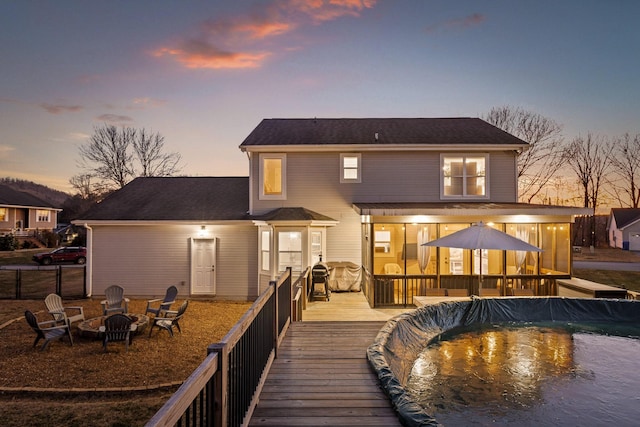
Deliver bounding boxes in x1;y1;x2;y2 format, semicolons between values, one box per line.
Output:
146;267;296;427
363;268;569;307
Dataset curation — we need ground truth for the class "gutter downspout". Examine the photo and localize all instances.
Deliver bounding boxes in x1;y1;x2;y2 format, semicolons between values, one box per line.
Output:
83;223;93;297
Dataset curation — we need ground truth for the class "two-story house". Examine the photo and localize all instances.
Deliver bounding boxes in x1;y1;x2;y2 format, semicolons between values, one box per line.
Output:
0;184;61;237
75;118;591;304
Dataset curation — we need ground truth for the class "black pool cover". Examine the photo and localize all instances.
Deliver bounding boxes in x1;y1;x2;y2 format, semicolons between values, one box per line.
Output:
366;297;640;427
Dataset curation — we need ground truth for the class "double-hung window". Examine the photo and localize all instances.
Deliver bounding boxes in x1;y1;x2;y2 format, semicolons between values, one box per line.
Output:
259;153;286;200
278;230;302;272
441;154;488;198
340;153;361;183
37;209;50;222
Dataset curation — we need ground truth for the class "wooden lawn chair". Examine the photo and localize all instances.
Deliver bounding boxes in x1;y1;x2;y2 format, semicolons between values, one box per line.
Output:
101;285;130;316
149;300;189;338
145;285;178;318
102;314;133;352
25;310;73;350
44;293;85;327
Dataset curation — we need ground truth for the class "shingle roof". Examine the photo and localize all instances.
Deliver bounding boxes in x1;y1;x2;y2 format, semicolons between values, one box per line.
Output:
0;184;56;208
239;118;528;148
610;208;640;229
77;177;249;221
252;207;337;222
352;202;592;217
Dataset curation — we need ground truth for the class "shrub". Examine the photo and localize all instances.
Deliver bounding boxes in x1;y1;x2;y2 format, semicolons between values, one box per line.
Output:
0;234;19;251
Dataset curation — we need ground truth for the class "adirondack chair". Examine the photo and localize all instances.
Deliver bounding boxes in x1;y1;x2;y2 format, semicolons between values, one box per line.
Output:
148;300;189;337
101;285;130;316
145;285;178;318
44;293;85;327
102;314;133;352
25;310;73;350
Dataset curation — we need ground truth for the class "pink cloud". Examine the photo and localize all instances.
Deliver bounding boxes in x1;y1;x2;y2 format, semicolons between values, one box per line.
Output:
153;41;270;70
154;0;376;70
425;13;485;33
40;103;84;114
96;114;134;124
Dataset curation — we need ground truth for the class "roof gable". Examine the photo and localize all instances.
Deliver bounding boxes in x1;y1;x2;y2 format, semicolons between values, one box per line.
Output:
239;118;528;148
77;177;249;221
610;208;640;229
0;184;56;209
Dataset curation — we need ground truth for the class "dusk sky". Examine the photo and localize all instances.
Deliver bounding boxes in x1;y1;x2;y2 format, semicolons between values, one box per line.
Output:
2;1;639;193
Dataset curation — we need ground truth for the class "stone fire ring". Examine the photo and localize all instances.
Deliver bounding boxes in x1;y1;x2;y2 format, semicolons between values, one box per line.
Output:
78;314;150;339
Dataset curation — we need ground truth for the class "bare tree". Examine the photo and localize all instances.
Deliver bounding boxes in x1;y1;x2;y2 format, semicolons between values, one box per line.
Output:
484;106;564;203
563;134;614;246
133;129;182;177
608;133;640;208
78;124;183;190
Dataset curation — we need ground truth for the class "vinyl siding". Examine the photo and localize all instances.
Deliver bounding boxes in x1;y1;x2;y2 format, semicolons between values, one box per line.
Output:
249;150;519;264
90;224;257;300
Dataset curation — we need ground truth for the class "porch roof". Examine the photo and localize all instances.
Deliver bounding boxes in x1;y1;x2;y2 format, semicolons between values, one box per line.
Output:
251;207;338;226
352;202;592;218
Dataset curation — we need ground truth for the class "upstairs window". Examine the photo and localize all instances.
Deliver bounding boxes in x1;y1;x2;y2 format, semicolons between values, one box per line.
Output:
340;153;361;183
37;209;50;222
260;154;286;200
441;154;488;198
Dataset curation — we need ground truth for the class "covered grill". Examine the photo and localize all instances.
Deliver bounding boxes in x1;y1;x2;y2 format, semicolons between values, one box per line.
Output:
310;263;330;301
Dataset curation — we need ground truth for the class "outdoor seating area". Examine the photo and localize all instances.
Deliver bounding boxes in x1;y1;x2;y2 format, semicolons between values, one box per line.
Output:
20;286;187;352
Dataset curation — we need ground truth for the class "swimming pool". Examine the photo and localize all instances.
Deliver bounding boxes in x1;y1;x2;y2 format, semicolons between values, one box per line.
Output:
367;297;640;426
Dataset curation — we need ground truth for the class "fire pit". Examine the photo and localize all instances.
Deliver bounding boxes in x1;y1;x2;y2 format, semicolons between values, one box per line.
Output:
78;314;149;339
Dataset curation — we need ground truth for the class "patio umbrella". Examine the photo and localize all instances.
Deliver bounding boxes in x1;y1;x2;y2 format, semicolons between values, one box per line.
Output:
421;221;542;289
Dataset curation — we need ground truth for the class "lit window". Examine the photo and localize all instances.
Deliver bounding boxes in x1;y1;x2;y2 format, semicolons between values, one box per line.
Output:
0;208;6;222
442;154;488;198
261;230;270;271
340;153;361;183
37;210;50;222
278;231;302;272
260;154;286;199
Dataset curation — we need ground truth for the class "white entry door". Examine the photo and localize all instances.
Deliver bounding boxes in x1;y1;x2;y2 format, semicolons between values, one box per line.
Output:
191;238;216;295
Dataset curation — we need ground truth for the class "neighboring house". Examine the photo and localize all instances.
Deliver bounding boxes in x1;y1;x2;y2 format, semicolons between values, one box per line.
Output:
607;208;640;250
0;184;61;236
75;118;591;303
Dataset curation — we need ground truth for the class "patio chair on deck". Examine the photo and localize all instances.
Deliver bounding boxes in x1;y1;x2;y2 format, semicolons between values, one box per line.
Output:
145;285;178;318
101;285;130;316
102;314;133;352
479;288;501;297
44;293;85;327
446;288;469;297
149;300;189;337
25;310;73;350
511;288;535;296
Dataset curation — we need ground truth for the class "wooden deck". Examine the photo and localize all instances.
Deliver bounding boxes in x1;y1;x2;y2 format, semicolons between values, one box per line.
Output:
248;320;402;426
302;290;413;321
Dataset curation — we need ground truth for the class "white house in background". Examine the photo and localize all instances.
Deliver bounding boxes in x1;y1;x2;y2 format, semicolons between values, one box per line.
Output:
0;184;60;236
607;208;640;251
75;118;591;304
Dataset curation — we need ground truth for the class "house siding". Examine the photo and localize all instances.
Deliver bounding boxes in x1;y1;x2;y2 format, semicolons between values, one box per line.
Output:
90;224;258;300
248;149;518;265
